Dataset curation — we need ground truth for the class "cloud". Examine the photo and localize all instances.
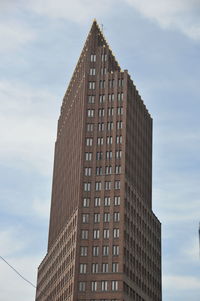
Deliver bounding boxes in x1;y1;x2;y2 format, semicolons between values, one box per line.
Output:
23;0;115;22
163;275;200;290
0;80;58;176
0;21;35;53
32;198;51;219
125;0;200;40
0;228;25;257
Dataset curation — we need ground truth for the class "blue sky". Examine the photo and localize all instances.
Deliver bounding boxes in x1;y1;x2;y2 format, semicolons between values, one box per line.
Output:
0;1;200;300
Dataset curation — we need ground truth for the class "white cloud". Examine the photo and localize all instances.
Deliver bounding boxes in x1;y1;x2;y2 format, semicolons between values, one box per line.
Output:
0;80;58;176
126;0;200;40
163;275;200;290
0;21;35;53
24;0;115;22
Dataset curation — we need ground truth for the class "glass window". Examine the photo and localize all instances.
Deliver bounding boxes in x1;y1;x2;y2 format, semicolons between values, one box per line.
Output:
92;246;99;256
117;107;123;115
80;246;88;256
86;138;93;146
95;181;102;191
91;281;97;291
114;212;120;222
79;281;86;292
84;167;92;176
86;123;94;131
112;263;119;272
116;121;123;129
113;228;119;238
103;229;109;239
88;95;95;103
99;95;105;103
83;198;90;207
115;165;121;174
94;213;100;223
96;167;102;175
84;182;91;191
89;68;96;75
114;196;120;206
94;197;101;207
115;180;120;189
107;121;113;130
113;245;119;256
101;280;108;291
81;230;88;239
82;213;89;223
93;229;100;239
102;245;109;256
80;263;87;274
98;108;105;117
90;54;96;62
105;166;112;175
89;82;96;89
106;136;112;145
85;152;92;161
106;151;112;159
111;280;118;291
102;263;108;273
97;137;104;145
104;181;111;190
96;151;103;160
98;122;104;131
115;150;122;159
104;197;111;206
108;107;114;116
103;213;110;222
92;263;98;273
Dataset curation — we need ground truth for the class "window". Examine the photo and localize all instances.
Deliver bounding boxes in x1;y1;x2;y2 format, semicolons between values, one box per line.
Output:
95;181;102;191
115;165;121;174
102;263;108;273
100;68;107;75
98;122;104;131
96;167;102;175
101;54;107;61
106;151;112;159
105;181;111;190
79;281;86;292
92;263;98;273
99;95;105;103
108;107;114;116
91;281;97;292
112;263;119;273
99;80;105;89
116;121;123;129
101;280;108;291
115;180;120;189
85;152;92;161
109;79;114;88
89;81;95;89
82;213;89;223
107;121;113;130
80;263;87;274
94;213;100;223
98;108;105;117
92;246;99;256
103;229;109;239
104;197;111;206
87;109;94;117
94;197;101;207
88;95;95;103
81;230;88;239
96;152;103;160
102;245;109;256
117;92;123;101
80;246;88;256
117;107;123;115
97;137;104;145
86;138;93;146
113;228;119;238
105;166;112;175
83;198;90;207
93;229;100;239
112;280;118;291
113;245;119;256
108;93;114;102
89;68;96;75
90;54;96;62
103;213;110;222
84;167;92;176
84;182;91;191
118;78;123;86
114;212;120;222
116;135;122;144
86;123;94;131
114;196;120;206
106;136;112;145
115;150;122;159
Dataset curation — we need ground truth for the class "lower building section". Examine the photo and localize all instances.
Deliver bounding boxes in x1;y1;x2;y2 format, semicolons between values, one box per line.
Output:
35;209;78;301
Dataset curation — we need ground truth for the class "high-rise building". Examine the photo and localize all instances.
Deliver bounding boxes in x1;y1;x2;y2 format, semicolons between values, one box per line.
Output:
35;20;162;301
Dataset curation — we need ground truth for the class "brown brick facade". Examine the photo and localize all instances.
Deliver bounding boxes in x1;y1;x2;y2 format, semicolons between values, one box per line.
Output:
35;20;162;301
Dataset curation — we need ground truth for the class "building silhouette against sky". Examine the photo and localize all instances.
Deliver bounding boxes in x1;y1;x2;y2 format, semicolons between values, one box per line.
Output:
35;20;162;301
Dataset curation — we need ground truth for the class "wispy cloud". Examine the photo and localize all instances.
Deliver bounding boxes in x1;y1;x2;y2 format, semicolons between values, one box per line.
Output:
126;0;200;40
0;80;58;176
163;275;200;290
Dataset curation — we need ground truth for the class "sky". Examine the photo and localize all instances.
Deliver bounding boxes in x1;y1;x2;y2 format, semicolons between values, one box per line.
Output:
0;0;200;300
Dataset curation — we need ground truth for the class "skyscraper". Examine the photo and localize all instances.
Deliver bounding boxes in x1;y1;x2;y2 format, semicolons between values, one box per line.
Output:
35;20;162;301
